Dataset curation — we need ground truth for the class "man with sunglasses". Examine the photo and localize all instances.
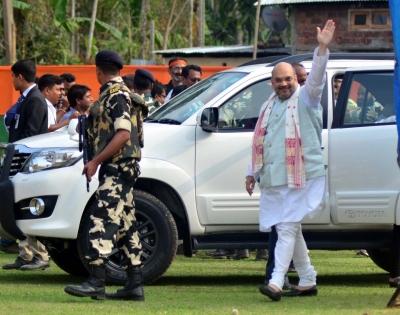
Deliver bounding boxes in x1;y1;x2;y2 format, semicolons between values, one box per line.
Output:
167;64;203;100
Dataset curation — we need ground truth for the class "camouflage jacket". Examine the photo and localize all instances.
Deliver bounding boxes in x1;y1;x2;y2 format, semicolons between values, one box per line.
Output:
87;76;146;163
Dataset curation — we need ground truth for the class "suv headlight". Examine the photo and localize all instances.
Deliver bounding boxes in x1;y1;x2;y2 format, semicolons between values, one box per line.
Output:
22;148;82;173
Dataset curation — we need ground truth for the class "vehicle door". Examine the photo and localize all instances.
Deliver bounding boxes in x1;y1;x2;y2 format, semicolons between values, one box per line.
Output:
329;69;400;224
195;78;271;225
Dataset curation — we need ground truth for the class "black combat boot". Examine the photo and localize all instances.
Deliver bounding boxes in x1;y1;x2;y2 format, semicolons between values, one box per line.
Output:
106;266;144;301
64;265;105;300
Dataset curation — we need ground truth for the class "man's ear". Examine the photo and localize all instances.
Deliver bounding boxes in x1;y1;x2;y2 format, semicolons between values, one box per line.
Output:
17;73;25;82
43;87;50;97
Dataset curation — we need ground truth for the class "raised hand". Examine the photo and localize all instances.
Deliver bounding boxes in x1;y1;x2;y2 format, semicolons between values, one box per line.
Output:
317;19;335;51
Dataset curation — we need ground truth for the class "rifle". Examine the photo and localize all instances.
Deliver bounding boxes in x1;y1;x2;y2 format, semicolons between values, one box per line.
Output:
78;115;90;192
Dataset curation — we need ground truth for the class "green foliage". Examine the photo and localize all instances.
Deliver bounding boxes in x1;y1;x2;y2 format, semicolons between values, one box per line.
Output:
206;0;256;45
0;0;287;65
12;0;31;10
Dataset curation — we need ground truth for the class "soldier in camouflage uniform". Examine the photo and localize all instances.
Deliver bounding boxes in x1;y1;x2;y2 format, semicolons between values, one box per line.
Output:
65;50;146;301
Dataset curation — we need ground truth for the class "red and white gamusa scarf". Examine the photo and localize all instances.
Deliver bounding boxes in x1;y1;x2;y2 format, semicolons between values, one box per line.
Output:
252;87;305;189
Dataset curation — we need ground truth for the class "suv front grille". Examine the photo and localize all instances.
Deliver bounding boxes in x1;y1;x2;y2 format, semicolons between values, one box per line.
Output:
9;152;31;176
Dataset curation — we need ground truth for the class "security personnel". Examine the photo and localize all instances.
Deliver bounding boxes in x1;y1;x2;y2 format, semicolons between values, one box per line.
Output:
133;69;155;116
64;50;146;301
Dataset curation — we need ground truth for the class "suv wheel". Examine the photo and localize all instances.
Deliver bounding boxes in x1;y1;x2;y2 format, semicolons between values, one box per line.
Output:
77;190;178;284
46;240;88;276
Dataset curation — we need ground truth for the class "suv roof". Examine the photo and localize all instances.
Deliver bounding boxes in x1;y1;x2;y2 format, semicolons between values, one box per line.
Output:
239;52;394;67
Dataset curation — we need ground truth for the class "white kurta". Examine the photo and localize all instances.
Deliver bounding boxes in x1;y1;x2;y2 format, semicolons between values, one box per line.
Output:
258;175;325;232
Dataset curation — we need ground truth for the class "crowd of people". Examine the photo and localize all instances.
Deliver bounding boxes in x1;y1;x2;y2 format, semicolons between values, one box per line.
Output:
0;52;207;300
0;56;203;272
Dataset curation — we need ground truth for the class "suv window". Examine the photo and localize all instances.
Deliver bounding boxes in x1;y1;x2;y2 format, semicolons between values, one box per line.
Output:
217;79;272;131
342;72;395;126
146;72;247;124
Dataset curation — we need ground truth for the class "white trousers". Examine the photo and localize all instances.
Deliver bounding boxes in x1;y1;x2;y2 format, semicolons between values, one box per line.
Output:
269;222;316;290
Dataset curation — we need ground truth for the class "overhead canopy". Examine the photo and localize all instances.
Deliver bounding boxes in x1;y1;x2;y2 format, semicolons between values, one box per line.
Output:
153;46;290;57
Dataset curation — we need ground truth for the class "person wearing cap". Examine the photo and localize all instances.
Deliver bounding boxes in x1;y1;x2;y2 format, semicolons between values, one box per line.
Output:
149;81;166;114
133;69;155;116
64;50;147;301
164;57;187;101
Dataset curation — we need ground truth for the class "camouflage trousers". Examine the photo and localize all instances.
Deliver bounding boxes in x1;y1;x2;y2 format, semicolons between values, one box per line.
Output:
19;236;49;262
85;159;142;267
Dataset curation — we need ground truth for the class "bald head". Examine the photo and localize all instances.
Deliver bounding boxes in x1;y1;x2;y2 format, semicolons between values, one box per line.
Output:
271;62;298;100
272;62;296;77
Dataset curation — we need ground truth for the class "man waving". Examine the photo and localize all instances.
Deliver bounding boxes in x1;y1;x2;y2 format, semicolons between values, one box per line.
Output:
246;20;335;301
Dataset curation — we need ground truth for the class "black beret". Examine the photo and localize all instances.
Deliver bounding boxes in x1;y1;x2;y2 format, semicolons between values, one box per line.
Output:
135;69;155;83
95;50;124;70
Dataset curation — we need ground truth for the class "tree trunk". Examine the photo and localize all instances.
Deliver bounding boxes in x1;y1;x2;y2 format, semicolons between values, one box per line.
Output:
235;4;243;45
189;0;194;47
150;20;155;60
2;0;16;64
127;4;133;62
86;0;98;62
71;0;76;54
198;0;205;47
252;0;261;60
163;0;189;50
139;0;150;59
163;0;177;50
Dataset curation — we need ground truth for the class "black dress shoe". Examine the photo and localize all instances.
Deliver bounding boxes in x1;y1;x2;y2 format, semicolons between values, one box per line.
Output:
20;257;49;271
64;282;105;300
106;287;144;301
2;257;31;270
389;277;400;288
283;285;318;297
259;284;282;301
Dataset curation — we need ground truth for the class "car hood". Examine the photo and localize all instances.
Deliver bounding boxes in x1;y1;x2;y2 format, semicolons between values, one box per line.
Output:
12;122;194;158
13;126;78;149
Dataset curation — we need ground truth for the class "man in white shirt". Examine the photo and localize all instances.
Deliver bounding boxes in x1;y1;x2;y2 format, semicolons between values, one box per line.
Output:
38;74;69;132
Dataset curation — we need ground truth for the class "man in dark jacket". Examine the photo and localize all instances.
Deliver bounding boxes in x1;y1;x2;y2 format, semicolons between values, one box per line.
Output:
6;59;48;142
2;59;49;271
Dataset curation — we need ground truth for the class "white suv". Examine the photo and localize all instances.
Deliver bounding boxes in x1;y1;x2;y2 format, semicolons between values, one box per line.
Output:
0;53;397;283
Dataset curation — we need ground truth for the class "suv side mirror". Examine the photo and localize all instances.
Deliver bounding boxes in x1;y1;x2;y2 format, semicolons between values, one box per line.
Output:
200;108;218;132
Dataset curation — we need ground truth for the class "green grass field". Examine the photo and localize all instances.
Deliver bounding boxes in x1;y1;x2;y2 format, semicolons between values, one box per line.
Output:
0;250;398;315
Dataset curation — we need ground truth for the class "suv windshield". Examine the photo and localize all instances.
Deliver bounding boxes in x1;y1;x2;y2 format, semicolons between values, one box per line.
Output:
146;72;247;124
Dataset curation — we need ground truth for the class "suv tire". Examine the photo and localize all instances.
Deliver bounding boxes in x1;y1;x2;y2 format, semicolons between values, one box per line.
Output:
77;190;178;284
47;240;88;276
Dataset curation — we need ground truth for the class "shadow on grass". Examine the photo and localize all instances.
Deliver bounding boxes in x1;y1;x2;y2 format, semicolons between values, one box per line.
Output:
0;270;389;287
154;273;389;287
0;272;83;284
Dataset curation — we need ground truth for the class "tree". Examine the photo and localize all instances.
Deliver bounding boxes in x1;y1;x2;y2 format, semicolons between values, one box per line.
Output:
86;0;98;62
0;0;271;65
2;0;16;64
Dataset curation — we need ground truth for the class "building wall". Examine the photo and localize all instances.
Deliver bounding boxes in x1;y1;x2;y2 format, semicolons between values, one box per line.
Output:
293;3;393;53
